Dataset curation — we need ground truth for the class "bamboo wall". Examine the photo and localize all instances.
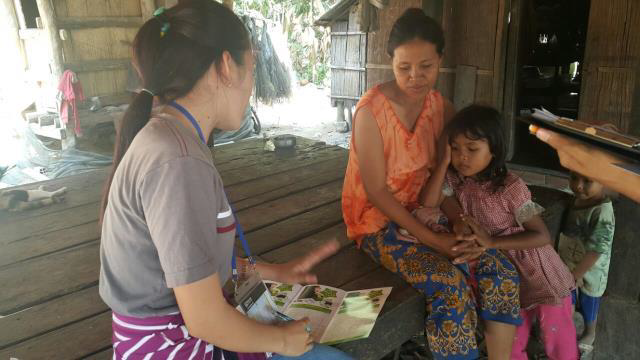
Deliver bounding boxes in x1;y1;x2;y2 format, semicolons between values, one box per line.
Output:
578;0;640;136
329;4;367;107
365;0;420;90
365;0;506;110
53;0;145;100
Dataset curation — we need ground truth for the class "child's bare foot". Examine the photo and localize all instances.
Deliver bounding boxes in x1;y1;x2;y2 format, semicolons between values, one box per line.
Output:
580;322;597;346
579;332;595;346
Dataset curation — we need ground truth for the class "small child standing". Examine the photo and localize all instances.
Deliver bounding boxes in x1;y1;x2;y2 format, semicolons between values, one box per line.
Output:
558;172;615;354
404;105;578;360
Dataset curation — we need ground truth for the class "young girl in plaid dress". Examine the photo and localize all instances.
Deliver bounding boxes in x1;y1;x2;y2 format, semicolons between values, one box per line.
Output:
405;105;578;359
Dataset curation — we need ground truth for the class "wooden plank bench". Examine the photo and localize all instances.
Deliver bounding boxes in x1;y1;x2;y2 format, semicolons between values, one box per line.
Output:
0;136;573;360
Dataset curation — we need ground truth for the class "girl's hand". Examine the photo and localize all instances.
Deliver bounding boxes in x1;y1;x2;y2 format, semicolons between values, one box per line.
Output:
460;215;494;249
418;231;459;258
264;240;340;284
451;240;485;264
451;217;472;240
279;318;314;356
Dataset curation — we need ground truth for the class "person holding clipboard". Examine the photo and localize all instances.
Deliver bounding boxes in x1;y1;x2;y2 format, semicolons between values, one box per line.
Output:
531;127;640;203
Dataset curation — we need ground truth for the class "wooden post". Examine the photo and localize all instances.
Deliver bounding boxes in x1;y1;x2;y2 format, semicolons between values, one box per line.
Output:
335;101;349;133
223;0;233;10
492;0;508;109
1;0;25;74
35;0;63;81
502;0;522;160
140;0;155;21
360;0;370;32
346;104;353;129
453;65;477;110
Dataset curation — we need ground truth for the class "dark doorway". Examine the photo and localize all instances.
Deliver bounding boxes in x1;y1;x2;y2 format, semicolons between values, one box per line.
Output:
505;0;591;171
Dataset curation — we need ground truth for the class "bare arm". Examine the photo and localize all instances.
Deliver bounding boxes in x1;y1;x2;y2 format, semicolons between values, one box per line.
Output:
174;273;312;356
436;99;471;237
242;239;340;284
572;251;601;281
421;97;456;208
461;215;551;250
354;106;457;256
420;147;449;207
441;196;470;237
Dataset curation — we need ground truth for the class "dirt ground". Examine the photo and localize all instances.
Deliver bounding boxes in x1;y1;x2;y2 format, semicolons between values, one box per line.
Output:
255;84;351;149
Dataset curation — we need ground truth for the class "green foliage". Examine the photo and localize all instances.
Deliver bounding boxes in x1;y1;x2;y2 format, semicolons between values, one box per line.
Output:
234;0;335;86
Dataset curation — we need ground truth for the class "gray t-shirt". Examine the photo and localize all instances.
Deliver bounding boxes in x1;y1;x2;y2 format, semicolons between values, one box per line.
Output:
99;113;235;317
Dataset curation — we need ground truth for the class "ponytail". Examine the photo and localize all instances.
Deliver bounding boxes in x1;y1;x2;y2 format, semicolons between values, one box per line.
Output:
99;0;250;222
100;90;154;219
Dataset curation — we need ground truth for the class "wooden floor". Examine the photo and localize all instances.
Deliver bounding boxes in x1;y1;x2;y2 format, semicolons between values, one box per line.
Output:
0;137;423;360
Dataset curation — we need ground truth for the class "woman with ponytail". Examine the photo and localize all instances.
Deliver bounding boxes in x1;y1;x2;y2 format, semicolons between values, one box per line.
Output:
99;1;352;359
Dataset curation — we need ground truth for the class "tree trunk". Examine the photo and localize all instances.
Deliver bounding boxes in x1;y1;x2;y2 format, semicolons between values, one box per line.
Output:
309;0;316;84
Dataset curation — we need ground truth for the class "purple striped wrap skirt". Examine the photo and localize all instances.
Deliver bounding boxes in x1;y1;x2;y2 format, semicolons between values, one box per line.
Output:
111;312;267;360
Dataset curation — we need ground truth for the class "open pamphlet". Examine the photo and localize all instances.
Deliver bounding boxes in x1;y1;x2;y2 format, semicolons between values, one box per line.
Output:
265;281;392;345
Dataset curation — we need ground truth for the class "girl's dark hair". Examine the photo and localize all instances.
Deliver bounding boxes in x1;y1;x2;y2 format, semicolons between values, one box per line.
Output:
101;0;250;219
445;105;508;191
387;8;445;57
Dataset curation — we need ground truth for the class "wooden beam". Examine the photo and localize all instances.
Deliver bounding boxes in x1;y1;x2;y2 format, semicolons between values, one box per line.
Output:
492;0;508;108
12;0;26;29
83;92;132;107
18;28;40;39
65;59;131;73
330;65;366;71
140;0;155;21
56;16;143;29
453;64;477;110
330;31;367;36
35;0;63;80
366;63;493;75
1;0;26;72
502;0;522;160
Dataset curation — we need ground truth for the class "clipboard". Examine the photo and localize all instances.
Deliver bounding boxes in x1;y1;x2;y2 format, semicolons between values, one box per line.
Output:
518;109;640;160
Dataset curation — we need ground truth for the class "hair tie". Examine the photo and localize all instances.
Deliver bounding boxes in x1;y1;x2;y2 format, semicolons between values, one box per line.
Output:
140;88;155;97
153;7;170;37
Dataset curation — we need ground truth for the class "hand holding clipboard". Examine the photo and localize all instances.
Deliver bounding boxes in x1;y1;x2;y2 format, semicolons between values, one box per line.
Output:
521;108;640;160
524;110;640;203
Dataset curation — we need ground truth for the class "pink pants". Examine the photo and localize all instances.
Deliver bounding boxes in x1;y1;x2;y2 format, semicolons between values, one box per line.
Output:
511;296;578;360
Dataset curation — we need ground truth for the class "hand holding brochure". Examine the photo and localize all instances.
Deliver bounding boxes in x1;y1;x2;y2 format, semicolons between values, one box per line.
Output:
265;281;392;345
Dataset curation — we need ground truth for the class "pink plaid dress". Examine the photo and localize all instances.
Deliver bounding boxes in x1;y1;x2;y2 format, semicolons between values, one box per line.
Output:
446;172;575;309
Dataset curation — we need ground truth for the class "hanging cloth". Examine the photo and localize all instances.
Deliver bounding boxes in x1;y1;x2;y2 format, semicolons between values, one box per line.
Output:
57;70;85;137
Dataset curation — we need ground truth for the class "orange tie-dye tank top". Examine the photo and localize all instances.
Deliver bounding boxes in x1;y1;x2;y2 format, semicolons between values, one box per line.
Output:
342;85;445;244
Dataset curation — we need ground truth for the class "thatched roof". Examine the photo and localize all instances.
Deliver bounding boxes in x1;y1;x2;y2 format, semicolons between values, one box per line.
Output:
314;0;358;26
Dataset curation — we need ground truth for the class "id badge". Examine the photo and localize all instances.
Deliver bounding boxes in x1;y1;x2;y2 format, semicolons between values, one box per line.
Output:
234;266;285;325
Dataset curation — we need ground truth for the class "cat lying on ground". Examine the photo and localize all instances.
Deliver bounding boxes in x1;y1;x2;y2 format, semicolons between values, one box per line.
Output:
0;186;67;211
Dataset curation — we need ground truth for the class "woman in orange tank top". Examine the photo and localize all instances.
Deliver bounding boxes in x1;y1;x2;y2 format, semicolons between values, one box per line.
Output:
341;9;521;360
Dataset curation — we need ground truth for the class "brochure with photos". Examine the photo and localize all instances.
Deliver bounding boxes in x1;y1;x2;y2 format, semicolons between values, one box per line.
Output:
265;281;392;345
